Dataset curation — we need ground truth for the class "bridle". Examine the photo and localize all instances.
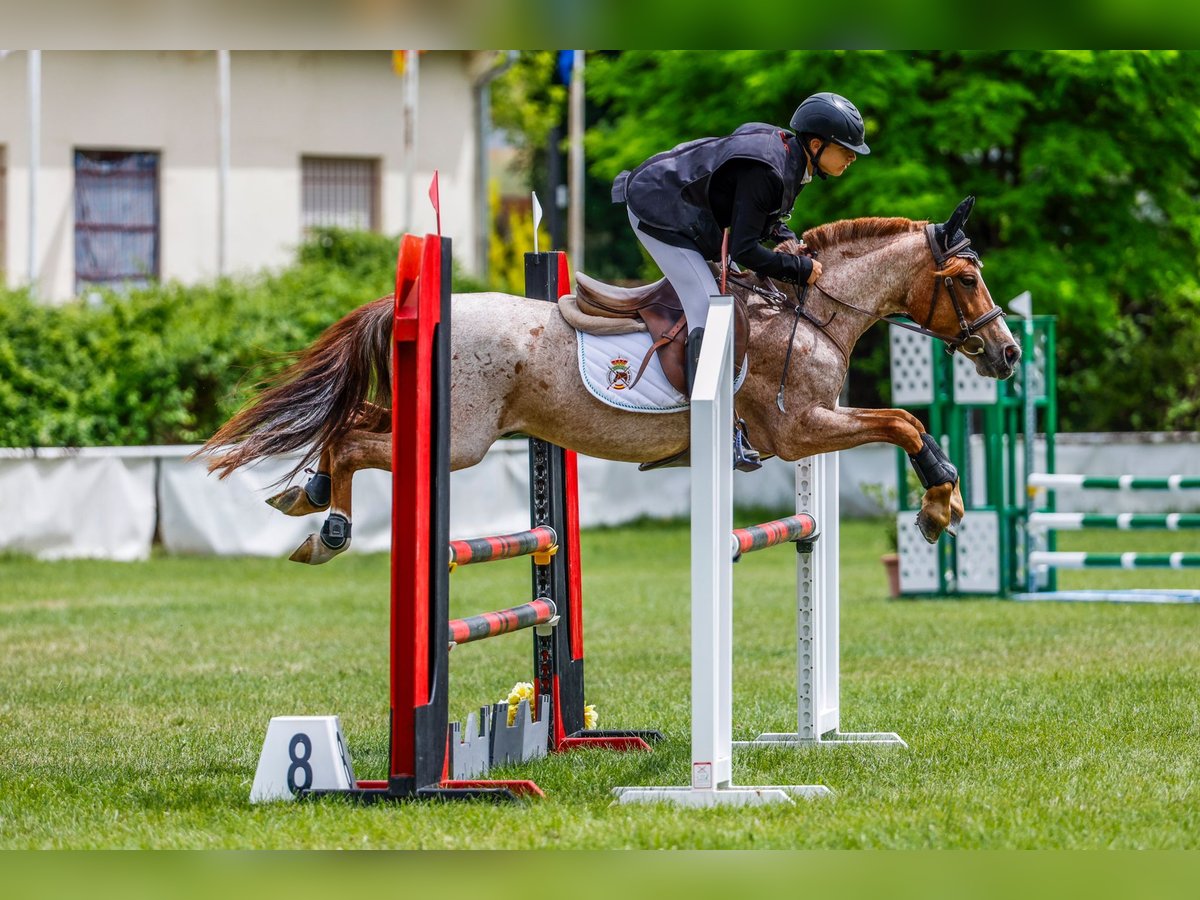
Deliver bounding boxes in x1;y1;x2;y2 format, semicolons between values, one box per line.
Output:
724;224;1005;411
729;225;1005;358
899;224;1005;357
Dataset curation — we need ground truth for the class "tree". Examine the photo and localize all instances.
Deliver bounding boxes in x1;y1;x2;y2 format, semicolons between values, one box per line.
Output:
584;51;1200;431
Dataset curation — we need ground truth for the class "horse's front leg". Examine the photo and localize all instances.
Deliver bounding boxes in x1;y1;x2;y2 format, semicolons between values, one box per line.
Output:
781;406;963;544
288;429;391;565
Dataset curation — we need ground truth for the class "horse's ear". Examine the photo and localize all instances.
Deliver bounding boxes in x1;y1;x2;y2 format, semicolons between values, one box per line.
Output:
943;195;975;240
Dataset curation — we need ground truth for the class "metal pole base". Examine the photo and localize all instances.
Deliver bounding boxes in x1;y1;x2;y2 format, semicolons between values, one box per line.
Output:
612;784;831;807
736;730;907;748
1012;590;1200;605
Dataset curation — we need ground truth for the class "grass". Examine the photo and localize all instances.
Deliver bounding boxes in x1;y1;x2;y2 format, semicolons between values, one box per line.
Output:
0;517;1198;849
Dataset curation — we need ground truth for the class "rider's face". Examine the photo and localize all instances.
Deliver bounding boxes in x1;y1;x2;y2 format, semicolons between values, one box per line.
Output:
810;140;857;177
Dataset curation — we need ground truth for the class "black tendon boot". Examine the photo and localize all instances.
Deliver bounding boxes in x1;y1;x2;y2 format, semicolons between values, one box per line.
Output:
734;417;762;472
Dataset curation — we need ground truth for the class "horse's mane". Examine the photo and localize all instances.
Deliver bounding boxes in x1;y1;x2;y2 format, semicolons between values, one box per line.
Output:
799;216;973;277
801;216;924;251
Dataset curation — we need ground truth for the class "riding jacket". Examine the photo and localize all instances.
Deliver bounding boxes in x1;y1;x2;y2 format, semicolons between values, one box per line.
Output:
613;123;813;284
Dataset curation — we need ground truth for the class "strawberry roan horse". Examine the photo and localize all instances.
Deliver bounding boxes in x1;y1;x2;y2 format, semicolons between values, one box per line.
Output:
201;197;1021;564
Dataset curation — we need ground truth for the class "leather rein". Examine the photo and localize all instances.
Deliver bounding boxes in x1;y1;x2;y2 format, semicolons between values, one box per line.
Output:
725;225;1006;411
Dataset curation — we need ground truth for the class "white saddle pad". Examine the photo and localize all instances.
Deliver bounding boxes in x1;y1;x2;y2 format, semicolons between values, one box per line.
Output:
576;329;746;414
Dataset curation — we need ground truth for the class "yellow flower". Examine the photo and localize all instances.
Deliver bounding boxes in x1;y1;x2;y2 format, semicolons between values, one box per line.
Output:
584;704;598;730
505;682;534;727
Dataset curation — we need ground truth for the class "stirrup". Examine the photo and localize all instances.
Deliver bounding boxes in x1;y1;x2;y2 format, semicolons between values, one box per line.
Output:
734;419;762;473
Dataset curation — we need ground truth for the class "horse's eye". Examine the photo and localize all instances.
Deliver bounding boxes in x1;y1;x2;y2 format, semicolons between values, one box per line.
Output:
960;275;977;287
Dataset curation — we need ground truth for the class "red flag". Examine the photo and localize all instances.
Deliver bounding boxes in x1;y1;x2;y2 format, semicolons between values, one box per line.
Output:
428;170;441;236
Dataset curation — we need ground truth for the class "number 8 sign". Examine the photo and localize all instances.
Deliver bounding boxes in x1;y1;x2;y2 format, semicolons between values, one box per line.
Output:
251;716;357;803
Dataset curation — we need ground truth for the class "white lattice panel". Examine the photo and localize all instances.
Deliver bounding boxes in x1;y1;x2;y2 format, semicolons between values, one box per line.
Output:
889;327;934;405
952;351;998;405
898;513;939;593
1013;325;1049;403
955;510;1000;594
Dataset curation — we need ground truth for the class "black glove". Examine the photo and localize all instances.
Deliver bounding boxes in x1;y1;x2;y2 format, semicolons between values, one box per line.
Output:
769;221;797;244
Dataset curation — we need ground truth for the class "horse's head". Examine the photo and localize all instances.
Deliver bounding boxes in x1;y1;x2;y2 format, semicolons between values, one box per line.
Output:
903;196;1021;379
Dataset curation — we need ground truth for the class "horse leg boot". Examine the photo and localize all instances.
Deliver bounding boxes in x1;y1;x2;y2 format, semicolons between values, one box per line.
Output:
288;430;390;564
266;448;333;516
908;433;962;543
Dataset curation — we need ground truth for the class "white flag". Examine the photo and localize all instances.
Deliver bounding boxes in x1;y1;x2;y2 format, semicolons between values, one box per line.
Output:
531;191;543;254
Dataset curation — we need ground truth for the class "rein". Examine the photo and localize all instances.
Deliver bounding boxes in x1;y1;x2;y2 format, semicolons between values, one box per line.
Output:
806;227;1004;356
726;226;1005;410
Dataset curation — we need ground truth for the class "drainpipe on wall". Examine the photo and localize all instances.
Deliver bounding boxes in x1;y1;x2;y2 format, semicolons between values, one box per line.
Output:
217;50;230;277
473;51;518;281
27;49;40;295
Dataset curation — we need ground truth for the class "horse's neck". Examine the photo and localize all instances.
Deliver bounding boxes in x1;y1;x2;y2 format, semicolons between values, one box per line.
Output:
807;232;927;351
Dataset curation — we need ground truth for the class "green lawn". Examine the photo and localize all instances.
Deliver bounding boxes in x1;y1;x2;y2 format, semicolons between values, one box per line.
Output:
1;517;1197;849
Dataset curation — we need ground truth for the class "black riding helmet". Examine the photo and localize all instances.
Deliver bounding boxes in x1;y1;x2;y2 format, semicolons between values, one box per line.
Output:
789;92;871;154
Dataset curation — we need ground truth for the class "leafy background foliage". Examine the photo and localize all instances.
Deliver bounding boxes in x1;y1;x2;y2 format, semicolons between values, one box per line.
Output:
0;230;486;448
578;50;1200;430
2;52;1197;447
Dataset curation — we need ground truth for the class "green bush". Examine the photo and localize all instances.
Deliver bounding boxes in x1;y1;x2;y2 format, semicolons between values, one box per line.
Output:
0;229;490;448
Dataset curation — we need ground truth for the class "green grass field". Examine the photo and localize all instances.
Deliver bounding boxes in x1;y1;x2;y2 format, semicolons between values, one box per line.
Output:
1;517;1198;849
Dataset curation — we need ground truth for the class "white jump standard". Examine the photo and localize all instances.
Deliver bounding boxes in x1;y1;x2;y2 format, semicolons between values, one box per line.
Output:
736;453;906;749
1017;469;1200;604
612;295;903;808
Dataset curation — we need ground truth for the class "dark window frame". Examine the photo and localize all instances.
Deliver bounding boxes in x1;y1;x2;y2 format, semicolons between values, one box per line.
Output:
74;148;161;292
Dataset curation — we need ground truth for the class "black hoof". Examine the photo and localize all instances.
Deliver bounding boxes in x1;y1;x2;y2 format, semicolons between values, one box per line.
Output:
320;513;351;550
305;472;332;508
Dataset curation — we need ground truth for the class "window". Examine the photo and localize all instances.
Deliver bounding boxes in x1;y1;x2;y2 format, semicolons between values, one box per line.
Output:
74;149;160;292
301;156;380;233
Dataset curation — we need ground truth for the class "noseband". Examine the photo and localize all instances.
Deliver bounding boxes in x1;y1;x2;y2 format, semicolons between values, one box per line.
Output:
893;224;1005;356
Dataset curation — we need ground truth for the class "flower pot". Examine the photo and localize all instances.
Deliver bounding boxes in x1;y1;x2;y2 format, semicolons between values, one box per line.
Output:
880;552;901;599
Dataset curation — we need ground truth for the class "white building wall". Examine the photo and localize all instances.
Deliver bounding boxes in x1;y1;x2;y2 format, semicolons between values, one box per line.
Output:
0;50;481;301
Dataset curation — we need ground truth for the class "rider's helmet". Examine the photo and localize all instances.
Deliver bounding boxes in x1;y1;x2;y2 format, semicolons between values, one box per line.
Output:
789;92;871;155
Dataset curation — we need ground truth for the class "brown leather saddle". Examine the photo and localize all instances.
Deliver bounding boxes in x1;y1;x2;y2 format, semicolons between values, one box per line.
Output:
573;272;749;397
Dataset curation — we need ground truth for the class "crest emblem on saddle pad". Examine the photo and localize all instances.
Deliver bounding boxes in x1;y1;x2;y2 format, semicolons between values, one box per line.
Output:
606;357;632;391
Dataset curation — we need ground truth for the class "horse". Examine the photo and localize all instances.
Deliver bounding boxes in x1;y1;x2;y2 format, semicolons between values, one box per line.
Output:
199;196;1021;564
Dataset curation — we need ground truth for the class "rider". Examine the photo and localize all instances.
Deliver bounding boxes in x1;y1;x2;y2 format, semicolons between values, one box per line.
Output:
612;91;870;470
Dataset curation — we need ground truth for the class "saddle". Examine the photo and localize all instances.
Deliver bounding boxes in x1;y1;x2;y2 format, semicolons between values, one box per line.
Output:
573;272;749;397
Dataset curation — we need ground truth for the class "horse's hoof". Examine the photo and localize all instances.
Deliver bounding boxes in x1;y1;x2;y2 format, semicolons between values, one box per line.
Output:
267;485;328;516
915;512;943;544
268;486;306;514
288;533;345;565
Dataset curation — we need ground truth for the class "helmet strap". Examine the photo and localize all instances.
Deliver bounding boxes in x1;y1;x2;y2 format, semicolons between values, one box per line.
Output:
804;138;830;182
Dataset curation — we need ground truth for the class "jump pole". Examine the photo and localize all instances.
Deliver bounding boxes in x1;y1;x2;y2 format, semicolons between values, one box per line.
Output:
737;452;906;748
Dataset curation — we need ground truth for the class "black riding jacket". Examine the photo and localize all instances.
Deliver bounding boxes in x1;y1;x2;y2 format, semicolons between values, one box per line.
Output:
613;123;814;284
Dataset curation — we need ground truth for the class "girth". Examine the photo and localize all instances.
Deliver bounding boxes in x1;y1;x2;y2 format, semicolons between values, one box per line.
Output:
573;271;749;396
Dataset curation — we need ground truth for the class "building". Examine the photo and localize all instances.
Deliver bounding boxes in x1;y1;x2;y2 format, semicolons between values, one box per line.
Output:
0;50;505;301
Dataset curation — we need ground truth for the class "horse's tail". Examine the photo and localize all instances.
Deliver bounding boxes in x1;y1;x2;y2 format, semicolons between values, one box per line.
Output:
198;295;394;480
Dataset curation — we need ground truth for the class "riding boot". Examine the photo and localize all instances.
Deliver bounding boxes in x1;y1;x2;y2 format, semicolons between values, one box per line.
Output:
734;417;762;472
685;327;704;396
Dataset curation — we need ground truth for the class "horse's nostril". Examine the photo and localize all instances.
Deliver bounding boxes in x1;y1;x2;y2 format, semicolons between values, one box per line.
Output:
1004;343;1022;365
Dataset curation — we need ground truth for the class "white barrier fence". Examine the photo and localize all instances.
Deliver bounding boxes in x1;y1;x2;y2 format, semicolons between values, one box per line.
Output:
2;436;1197;562
0;442;892;561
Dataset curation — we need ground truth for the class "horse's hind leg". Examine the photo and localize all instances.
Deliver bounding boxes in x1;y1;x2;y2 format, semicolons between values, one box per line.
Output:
267;447;333;516
288;429;391;565
266;403;389;516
